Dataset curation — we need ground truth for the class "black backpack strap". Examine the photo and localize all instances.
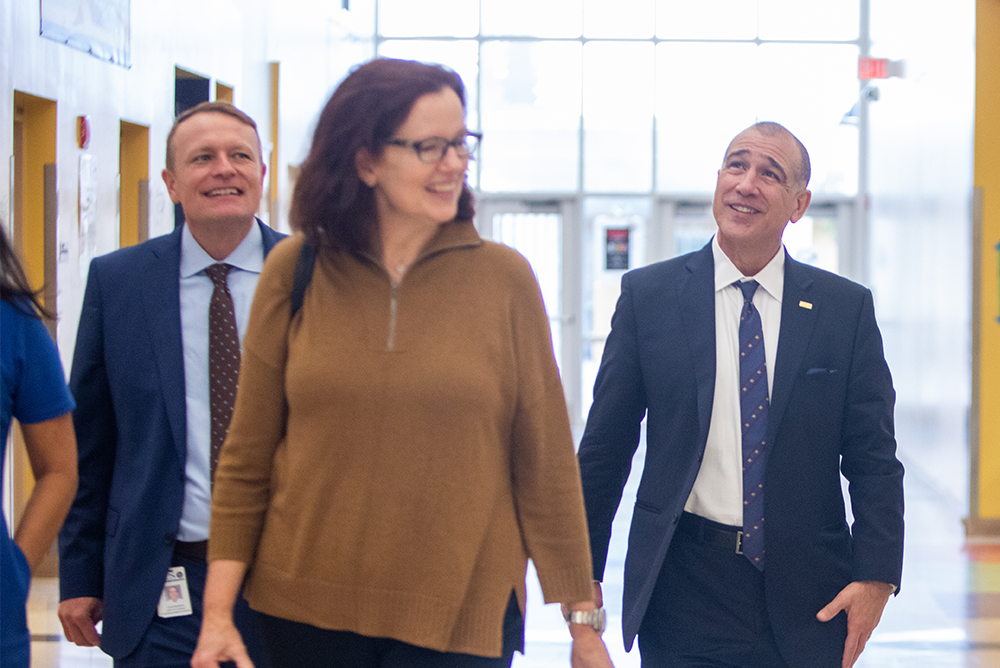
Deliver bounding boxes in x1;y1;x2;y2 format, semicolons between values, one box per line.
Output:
290;241;317;320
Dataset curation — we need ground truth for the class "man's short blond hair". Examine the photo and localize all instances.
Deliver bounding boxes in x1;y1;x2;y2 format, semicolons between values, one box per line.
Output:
164;101;262;171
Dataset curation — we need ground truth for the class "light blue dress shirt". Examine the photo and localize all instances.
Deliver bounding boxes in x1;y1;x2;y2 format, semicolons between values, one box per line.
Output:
177;223;264;541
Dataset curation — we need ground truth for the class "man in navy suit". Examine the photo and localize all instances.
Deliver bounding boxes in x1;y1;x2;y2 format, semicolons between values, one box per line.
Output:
58;102;284;667
578;122;903;668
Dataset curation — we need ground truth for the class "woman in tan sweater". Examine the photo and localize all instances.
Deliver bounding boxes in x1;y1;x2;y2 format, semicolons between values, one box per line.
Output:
191;58;612;668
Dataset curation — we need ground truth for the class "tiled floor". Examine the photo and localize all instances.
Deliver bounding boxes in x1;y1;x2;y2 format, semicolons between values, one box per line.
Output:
26;437;1000;667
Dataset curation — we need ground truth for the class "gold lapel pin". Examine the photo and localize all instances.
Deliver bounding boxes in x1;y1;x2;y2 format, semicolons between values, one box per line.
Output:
799;301;813;310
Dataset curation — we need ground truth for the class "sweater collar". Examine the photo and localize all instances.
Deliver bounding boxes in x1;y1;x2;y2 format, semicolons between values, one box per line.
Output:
359;219;484;271
420;219;483;258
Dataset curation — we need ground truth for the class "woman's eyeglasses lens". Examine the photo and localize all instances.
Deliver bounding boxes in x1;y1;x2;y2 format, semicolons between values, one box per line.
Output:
414;134;480;163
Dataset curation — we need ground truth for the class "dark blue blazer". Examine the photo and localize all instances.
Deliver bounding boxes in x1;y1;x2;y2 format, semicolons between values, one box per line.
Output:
58;221;286;659
578;242;904;667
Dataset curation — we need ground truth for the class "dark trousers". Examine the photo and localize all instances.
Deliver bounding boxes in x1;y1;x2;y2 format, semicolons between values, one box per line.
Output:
637;514;790;668
257;591;523;668
115;553;269;668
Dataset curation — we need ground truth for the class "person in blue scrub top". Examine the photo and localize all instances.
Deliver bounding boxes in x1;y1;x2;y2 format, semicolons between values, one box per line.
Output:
0;223;78;668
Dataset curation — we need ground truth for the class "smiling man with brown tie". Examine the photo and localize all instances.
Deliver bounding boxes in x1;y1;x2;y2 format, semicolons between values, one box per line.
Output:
577;122;904;668
57;102;284;668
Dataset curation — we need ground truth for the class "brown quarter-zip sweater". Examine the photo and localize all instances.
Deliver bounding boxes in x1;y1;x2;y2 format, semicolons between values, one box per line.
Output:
209;221;595;657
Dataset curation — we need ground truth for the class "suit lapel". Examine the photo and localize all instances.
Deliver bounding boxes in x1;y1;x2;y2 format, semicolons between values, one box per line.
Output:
139;228;188;463
258;218;285;256
680;244;717;446
768;253;818;442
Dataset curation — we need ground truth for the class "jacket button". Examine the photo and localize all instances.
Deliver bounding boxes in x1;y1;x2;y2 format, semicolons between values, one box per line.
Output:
163;534;175;546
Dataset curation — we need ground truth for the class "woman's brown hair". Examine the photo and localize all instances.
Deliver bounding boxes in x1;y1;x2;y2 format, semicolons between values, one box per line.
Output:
290;58;475;255
0;224;53;320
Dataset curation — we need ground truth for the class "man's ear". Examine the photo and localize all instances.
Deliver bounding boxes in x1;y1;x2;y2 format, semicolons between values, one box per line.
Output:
162;168;181;204
355;148;378;187
789;189;812;223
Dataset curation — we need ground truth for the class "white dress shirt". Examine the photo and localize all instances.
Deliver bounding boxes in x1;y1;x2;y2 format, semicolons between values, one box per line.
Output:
177;222;264;541
683;235;784;527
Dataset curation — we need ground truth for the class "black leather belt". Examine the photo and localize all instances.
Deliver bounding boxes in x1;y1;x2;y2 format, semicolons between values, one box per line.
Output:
676;512;744;555
173;540;208;562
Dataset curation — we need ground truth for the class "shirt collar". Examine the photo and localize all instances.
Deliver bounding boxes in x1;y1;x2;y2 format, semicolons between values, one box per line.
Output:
180;220;264;279
712;234;785;304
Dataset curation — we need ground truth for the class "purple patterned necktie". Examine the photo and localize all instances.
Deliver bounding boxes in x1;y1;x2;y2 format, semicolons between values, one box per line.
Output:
736;280;768;570
205;263;240;487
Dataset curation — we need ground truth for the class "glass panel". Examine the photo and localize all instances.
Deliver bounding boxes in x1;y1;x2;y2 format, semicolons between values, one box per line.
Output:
656;43;760;193
783;208;839;273
656;0;759;40
583;42;654;192
656;42;858;196
581;196;649;422
480;41;582;192
584;0;655;38
756;44;859;195
493;213;563;367
482;0;582;37
377;40;481;152
759;0;859;41
670;205;717;257
377;0;479;38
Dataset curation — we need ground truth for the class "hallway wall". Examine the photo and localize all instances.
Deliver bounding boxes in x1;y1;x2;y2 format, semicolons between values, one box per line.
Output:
2;0;262;367
973;0;1000;532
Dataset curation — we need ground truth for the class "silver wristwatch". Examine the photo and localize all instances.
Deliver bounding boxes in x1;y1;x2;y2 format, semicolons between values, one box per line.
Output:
564;607;607;635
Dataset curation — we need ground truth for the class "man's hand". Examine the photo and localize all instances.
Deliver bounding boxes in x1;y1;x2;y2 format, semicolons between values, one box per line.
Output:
816;580;895;668
58;596;103;647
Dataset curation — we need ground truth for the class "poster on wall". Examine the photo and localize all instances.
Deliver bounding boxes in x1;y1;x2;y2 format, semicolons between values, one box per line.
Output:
606;228;630;270
79;154;98;278
40;0;131;68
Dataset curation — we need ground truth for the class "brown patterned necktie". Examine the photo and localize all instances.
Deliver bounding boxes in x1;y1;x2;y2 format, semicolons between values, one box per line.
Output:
205;263;240;487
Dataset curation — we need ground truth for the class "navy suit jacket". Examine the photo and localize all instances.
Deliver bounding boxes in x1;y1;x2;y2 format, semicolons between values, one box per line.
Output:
578;242;904;666
58;221;286;659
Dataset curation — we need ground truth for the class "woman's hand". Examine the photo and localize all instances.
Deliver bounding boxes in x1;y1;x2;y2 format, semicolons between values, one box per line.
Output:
190;615;253;668
565;581;614;668
191;559;253;668
569;623;614;668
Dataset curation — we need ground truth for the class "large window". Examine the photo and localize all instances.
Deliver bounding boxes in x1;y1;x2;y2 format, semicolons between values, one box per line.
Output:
377;0;861;198
479;41;582;191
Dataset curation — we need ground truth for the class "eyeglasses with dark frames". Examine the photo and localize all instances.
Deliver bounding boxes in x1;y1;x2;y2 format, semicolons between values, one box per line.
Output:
384;132;482;164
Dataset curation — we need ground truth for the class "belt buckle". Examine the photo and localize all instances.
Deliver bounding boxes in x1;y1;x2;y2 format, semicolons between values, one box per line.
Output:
735;530;744;555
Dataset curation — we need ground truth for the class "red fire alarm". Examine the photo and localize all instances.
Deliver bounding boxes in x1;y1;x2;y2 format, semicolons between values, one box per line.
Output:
77;115;91;149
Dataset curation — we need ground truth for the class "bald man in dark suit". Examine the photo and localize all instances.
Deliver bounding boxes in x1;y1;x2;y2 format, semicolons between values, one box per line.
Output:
578;122;903;668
